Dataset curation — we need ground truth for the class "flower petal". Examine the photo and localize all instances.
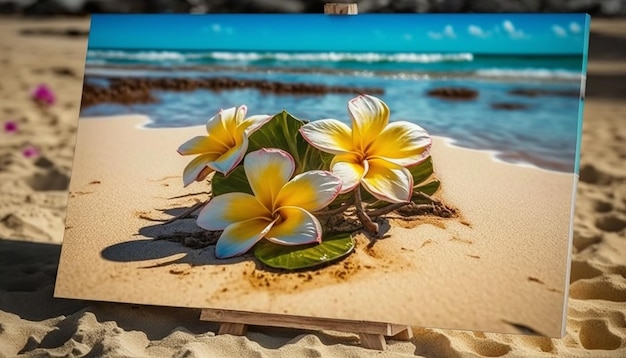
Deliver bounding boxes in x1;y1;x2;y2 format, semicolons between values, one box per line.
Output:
369;121;432;166
331;153;368;193
182;153;219;187
361;158;413;203
238;114;272;135
205;109;228;134
244;148;295;211
215;217;276;258
208;133;248;175
348;95;390;152
234;105;248;125
299;119;353;155
275;170;342;212
177;136;223;156
205;108;237;150
265;206;322;245
197;192;271;231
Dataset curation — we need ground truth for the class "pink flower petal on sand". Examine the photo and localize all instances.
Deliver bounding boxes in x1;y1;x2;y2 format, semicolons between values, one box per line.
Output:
4;121;18;133
22;146;39;158
32;84;56;106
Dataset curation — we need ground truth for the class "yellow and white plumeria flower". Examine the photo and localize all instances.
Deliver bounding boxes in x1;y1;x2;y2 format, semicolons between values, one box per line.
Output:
300;95;431;203
177;105;271;186
197;148;343;259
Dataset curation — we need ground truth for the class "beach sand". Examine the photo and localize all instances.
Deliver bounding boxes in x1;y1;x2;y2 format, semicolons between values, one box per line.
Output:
1;16;625;358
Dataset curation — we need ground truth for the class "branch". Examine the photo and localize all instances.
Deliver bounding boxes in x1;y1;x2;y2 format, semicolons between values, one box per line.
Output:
354;185;379;235
366;202;411;217
160;200;208;225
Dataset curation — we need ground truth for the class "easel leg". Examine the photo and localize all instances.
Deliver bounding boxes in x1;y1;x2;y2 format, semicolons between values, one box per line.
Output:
359;333;387;350
218;322;247;336
391;326;413;341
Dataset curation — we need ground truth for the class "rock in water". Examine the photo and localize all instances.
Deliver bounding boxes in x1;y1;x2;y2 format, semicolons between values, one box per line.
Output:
426;87;479;100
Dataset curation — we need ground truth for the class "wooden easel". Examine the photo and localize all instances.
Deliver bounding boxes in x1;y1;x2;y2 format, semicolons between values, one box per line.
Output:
200;3;413;350
200;309;413;351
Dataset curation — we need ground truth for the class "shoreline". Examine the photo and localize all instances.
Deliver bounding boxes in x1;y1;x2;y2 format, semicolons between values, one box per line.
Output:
81;114;580;175
55;114;576;337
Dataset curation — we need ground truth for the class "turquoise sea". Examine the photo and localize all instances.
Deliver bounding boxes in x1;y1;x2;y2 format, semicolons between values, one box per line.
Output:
80;49;586;173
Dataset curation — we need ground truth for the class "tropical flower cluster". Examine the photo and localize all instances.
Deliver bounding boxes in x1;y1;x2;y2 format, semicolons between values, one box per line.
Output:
177;95;434;267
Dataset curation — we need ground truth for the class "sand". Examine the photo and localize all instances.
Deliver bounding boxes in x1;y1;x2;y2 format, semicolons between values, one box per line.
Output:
1;16;625;358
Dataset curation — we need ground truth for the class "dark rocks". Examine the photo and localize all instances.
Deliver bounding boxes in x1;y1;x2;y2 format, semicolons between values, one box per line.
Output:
80;81;157;108
51;67;78;77
426;87;478;100
2;0;625;16
80;76;384;108
490;102;530;110
19;28;89;38
508;88;581;98
430;0;466;12
466;0;542;12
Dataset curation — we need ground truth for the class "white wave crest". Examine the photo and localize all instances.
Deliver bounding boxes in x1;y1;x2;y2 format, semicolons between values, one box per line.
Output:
475;68;582;80
87;50;474;64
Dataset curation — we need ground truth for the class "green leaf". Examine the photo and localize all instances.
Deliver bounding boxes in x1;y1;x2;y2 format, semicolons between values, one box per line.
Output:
211;166;252;196
247;110;331;174
415;179;440;196
408;156;434;185
253;232;355;270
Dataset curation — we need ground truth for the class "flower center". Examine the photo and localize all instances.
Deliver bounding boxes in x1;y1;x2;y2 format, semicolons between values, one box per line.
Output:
272;211;285;225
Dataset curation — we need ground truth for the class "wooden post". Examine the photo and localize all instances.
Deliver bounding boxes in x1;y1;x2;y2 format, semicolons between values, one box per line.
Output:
324;3;358;15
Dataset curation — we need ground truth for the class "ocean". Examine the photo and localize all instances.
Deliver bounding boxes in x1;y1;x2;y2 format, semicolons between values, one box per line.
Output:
80;49;586;173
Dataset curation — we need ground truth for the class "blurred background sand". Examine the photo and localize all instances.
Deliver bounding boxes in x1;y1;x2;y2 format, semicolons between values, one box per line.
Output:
0;4;625;357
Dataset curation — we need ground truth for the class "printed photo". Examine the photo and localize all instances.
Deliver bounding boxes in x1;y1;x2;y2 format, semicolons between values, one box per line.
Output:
55;13;589;337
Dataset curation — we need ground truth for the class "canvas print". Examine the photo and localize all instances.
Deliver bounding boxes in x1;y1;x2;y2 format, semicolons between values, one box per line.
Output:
55;14;589;337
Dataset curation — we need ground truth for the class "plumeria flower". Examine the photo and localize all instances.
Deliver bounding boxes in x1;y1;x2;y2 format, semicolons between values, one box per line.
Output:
197;148;342;259
300;94;431;204
32;84;56;106
177;105;271;187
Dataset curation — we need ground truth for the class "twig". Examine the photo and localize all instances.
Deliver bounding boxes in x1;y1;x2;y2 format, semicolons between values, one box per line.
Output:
161;200;208;225
167;191;211;200
366;202;410;217
414;191;441;204
416;192;456;217
354;186;379;236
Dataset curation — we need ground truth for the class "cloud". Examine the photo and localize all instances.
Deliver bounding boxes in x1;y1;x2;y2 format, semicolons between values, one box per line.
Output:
428;25;456;40
569;22;581;34
552;25;567;37
202;23;233;35
403;33;413;40
468;25;489;38
443;25;456;38
428;31;442;40
503;20;515;33
502;20;526;39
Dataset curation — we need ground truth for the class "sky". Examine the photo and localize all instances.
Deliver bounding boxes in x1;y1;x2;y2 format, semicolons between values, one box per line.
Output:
88;14;589;55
